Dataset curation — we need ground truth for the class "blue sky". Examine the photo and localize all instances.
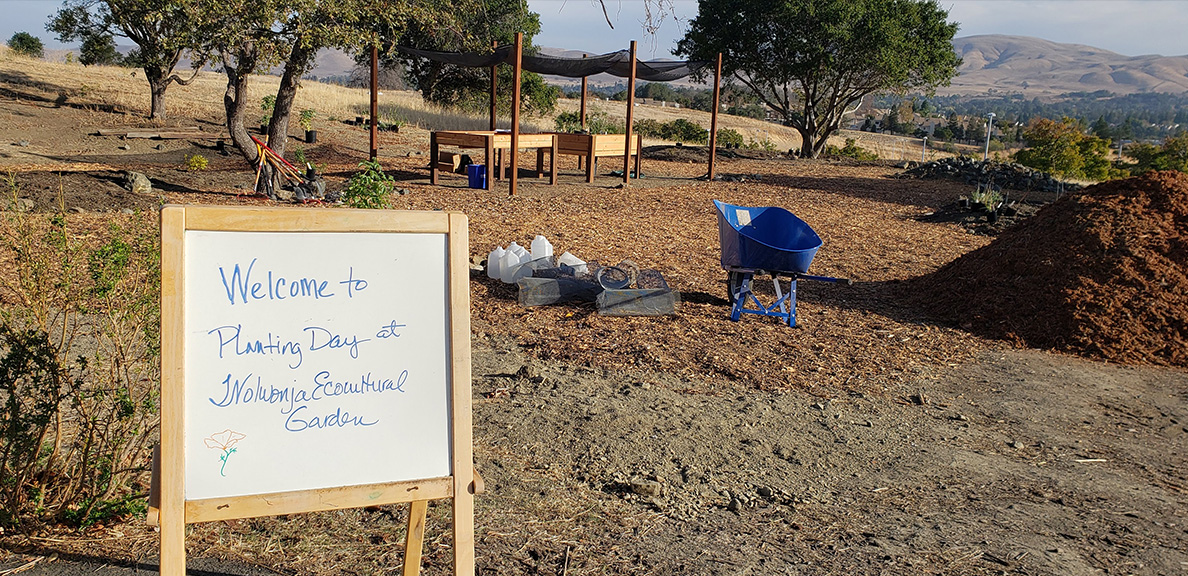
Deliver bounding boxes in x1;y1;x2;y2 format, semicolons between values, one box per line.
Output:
4;0;1188;58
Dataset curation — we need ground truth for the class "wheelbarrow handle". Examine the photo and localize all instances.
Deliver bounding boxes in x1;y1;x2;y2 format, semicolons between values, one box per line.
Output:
798;273;853;286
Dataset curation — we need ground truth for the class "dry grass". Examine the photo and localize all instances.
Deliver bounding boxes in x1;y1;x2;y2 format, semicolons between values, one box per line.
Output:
0;46;963;160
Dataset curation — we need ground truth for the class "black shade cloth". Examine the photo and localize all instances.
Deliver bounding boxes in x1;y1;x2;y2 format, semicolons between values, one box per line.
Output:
397;46;710;82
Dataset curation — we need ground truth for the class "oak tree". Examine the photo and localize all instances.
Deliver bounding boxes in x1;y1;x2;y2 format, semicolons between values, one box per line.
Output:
49;0;199;119
676;0;961;158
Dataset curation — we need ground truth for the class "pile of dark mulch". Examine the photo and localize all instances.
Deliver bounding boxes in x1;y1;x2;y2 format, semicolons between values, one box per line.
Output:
907;170;1188;367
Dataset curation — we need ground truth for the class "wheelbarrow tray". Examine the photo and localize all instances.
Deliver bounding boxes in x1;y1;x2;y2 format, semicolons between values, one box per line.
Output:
713;200;822;274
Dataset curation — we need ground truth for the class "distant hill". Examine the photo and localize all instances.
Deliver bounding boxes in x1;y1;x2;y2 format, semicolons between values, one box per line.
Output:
943;35;1188;96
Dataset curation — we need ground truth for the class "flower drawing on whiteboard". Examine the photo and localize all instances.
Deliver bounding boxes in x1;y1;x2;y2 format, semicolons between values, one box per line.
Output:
204;429;246;477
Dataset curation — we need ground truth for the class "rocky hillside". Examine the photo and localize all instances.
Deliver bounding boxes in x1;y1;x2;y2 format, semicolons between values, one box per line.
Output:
944;35;1188;96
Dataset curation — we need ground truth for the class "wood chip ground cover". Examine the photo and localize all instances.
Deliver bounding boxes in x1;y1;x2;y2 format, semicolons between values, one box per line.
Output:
1;115;1185;576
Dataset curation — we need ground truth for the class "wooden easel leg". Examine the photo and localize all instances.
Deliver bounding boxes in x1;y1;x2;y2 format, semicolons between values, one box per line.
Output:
453;489;476;576
403;500;429;576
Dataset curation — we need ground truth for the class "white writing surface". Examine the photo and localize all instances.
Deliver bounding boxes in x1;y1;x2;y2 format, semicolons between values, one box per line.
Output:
183;230;452;500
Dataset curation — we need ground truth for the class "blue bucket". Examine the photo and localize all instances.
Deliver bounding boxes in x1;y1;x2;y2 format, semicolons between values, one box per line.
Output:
467;164;487;189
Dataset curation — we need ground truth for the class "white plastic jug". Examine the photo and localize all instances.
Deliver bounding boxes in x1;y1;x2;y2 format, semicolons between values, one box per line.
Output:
557;251;587;275
487;246;505;280
500;242;528;283
530;235;554;262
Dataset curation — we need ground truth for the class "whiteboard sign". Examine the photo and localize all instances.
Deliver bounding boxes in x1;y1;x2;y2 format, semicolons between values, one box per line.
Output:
158;205;474;576
183;230;451;500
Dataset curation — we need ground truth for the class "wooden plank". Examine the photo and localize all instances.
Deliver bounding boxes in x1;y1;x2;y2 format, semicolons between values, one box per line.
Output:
403;500;429;576
155;132;230;140
186;477;454;522
181;205;452;233
159;206;188;576
435;131;493;149
448;212;476;574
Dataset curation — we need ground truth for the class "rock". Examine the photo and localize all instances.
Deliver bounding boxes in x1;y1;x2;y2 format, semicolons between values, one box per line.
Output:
69;207;86;214
757;486;774;499
1;198;34;212
120;208;134;215
15;140;29;147
123;171;152;195
727;496;741;512
629;478;662;498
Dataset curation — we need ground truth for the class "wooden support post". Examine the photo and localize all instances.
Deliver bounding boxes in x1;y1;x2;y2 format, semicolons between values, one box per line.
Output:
430;132;439;185
579;54;588;171
510;33;522;196
708;52;722;181
484;137;494;191
624;41;637;186
489;41;498;132
370;44;379;161
403;500;429;576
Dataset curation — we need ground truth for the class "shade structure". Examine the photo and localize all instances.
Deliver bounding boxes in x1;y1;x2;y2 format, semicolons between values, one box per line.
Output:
399;45;722;189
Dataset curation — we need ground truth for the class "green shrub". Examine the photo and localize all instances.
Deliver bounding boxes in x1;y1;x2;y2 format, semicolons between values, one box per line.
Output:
7;32;44;58
260;95;276;127
555;107;622;135
298;109;316;132
633;118;664;138
661;119;708;144
184;154;208;171
716;128;745;148
1;185;160;527
825;138;879;161
342;159;394;209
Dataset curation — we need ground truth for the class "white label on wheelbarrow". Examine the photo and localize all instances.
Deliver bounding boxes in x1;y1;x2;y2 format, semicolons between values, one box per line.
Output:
737;210;751;226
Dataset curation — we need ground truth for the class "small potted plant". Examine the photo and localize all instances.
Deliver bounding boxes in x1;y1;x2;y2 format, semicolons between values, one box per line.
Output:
299;109;317;143
260;95;275;135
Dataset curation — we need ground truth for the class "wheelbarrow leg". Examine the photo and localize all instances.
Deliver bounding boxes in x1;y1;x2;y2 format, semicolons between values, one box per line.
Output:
728;272;751;322
788;277;798;327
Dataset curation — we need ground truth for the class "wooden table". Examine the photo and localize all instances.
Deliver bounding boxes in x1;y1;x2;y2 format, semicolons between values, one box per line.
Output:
430;131;557;190
553;133;643;183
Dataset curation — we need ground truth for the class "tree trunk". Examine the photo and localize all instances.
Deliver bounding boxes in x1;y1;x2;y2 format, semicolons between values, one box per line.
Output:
221;44;261;182
145;67;169;120
268;41;317;159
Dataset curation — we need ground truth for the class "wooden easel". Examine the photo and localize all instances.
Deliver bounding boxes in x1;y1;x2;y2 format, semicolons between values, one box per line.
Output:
152;205;477;576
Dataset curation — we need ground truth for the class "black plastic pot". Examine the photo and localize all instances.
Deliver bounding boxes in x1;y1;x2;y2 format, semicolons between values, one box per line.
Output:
305;130;317;144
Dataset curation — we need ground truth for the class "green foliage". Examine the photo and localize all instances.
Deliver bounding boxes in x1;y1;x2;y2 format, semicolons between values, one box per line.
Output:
260;95;276;126
664;119;709;144
342;160;395;209
393;0;556;115
716;128;745;148
632;118;664;138
7;32;44;58
184;154;209;172
1127;135;1188;174
825;138;879;161
632;118;708;144
555;108;621;135
969;183;1003;212
1;185;160;527
298;109;316;132
1013;117;1112;181
50;0;198;119
80;34;121;66
677;0;961;158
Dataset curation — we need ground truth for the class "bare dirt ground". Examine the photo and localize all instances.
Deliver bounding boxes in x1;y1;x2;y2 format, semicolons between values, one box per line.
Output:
1;88;1186;576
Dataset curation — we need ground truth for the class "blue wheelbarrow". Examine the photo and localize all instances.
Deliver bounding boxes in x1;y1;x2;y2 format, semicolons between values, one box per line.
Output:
714;200;851;327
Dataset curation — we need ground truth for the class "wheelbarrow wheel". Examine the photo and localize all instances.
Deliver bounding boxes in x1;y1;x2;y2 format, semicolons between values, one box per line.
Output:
726;271;746;303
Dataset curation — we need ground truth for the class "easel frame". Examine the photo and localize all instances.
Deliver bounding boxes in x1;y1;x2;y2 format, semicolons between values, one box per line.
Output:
155;205;474;576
